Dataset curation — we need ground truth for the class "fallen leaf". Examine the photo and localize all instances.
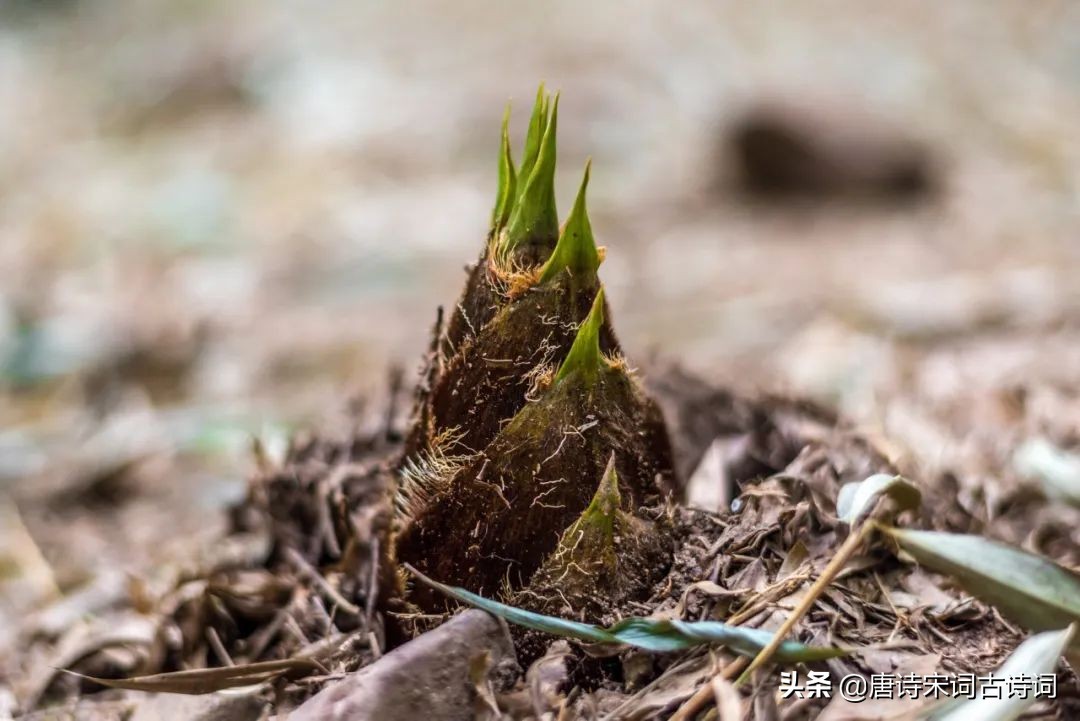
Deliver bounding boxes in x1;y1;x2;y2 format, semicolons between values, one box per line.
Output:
836;474;920;526
883;528;1080;633
927;625;1075;721
407;564;847;662
67;657;319;694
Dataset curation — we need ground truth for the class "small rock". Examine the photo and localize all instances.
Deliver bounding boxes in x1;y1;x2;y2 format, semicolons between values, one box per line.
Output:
289;610;519;721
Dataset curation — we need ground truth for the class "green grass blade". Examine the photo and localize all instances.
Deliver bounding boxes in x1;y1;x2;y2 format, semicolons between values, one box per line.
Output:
406;564;848;661
404;563;614;644
606;619;847;662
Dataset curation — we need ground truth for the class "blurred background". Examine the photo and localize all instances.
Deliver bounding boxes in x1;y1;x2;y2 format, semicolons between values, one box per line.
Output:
2;0;1080;665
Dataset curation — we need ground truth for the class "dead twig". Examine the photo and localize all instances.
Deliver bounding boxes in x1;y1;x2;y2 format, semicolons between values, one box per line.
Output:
736;520;876;684
286;547;362;617
669;657;747;721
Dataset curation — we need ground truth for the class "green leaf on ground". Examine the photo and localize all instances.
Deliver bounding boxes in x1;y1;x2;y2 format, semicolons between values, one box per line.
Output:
883;528;1080;633
927;625;1075;721
406;564;847;662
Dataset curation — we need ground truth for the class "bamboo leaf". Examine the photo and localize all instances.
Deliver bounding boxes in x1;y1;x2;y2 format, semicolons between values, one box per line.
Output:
65;657;319;695
883;528;1080;633
606;618;846;662
836;473;921;525
927;625;1075;721
405;564;847;662
406;563;614;644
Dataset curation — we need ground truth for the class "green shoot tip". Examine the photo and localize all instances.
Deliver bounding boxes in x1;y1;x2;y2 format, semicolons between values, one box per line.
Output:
554;287;606;385
588;453;621;518
559;453;621;545
518;84;548;185
538;159;600;285
491;103;516;230
503;92;560;257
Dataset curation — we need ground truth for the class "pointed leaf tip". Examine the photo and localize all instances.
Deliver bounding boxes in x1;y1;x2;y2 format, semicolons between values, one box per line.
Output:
550;454;621;564
518;84;548;185
582;453;621;521
538;160;600;285
503;92;559;256
555;287;605;385
491;103;516;229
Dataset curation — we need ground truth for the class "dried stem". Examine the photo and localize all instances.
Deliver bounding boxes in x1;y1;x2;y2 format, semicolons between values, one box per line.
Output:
735;520;875;685
669;657;748;721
